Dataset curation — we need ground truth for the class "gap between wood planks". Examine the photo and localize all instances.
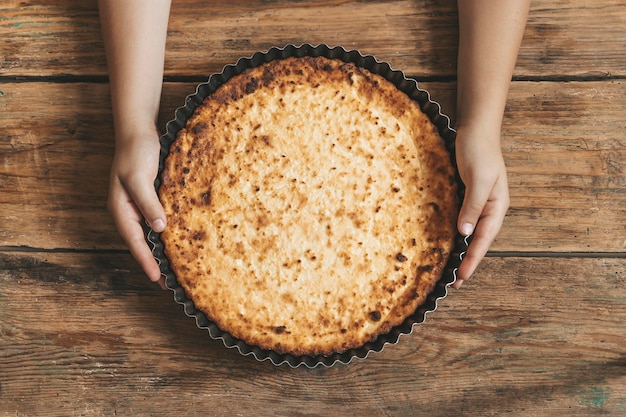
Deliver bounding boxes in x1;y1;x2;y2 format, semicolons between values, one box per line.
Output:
1;74;625;84
1;245;626;259
0;246;127;255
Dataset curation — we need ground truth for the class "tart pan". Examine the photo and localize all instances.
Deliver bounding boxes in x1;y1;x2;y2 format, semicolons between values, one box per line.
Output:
147;43;468;368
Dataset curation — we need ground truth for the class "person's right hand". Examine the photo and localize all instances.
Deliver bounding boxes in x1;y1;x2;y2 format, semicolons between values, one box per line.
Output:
107;128;167;288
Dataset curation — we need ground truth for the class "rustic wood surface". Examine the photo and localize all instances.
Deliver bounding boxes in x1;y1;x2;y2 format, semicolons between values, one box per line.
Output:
1;0;625;416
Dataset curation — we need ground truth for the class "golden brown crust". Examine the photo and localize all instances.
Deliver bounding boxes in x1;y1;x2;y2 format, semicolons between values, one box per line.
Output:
158;56;457;356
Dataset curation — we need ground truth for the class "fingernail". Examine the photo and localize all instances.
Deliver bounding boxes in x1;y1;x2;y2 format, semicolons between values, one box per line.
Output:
454;279;464;289
151;219;165;232
461;223;473;236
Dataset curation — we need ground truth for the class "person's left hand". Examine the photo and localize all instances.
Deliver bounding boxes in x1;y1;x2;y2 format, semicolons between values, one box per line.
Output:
453;124;510;288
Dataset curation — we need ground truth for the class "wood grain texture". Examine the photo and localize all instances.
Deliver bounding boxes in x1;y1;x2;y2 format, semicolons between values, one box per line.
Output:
1;253;624;416
1;0;625;415
1;0;625;78
0;82;117;249
1;81;625;251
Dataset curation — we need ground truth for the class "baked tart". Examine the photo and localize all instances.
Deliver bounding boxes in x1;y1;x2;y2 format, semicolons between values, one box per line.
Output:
152;45;462;364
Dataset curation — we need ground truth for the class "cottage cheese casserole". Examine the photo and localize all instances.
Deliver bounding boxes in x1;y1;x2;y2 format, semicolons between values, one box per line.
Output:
158;55;458;357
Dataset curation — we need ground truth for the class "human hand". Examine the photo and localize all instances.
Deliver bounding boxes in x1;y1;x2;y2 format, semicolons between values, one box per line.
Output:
108;128;166;288
453;125;510;288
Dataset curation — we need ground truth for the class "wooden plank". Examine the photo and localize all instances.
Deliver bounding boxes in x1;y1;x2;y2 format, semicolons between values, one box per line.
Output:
0;82;119;249
162;0;461;78
0;1;105;77
500;80;626;253
1;252;625;416
522;0;626;79
1;80;625;251
1;0;625;78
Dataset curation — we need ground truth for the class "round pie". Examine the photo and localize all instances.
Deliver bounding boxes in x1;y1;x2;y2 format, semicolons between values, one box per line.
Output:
158;55;458;356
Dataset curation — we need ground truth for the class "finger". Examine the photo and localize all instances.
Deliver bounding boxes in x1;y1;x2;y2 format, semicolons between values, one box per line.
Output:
457;181;492;238
125;224;163;284
454;198;508;287
109;189;163;283
455;222;493;285
123;175;166;232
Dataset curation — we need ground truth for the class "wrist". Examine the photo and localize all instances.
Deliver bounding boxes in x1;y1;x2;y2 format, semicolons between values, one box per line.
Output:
454;117;502;145
109;88;161;143
113;118;160;145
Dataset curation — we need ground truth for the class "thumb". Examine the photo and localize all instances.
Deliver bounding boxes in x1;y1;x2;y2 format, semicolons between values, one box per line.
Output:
457;182;490;237
125;176;167;232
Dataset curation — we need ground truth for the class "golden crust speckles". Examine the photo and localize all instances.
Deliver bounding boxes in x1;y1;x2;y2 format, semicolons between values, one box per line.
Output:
158;56;457;356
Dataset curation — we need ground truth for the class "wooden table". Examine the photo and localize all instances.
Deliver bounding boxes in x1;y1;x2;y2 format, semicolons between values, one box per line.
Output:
1;1;625;415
